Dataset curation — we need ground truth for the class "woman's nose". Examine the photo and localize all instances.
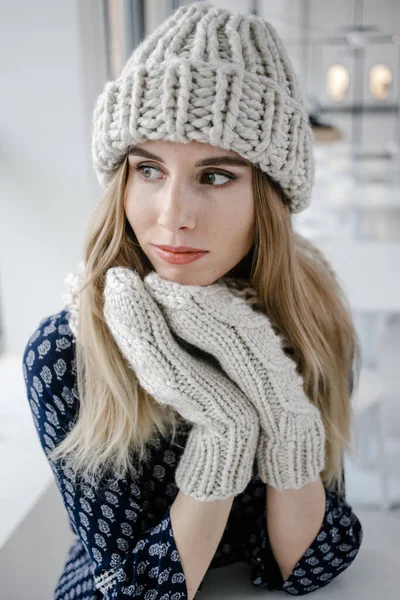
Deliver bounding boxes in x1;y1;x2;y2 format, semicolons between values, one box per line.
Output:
157;180;196;232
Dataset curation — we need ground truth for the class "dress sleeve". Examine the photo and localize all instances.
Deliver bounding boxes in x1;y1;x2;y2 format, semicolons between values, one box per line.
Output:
249;467;364;596
22;310;188;599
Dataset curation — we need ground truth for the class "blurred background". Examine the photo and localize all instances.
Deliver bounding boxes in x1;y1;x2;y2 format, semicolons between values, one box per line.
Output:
1;1;399;597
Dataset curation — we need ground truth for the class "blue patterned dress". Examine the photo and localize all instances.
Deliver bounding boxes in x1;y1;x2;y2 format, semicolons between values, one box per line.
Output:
22;310;363;599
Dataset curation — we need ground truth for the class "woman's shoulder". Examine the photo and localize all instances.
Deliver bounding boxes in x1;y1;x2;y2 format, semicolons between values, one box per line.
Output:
23;309;75;368
22;309;78;428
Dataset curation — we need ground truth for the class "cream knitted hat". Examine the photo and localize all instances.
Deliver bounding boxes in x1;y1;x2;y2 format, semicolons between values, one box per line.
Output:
92;1;315;214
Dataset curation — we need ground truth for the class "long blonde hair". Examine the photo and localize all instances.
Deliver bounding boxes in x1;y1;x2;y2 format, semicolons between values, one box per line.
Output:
49;153;361;495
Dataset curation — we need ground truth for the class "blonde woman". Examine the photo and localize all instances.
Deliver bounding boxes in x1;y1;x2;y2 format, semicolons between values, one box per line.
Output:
22;2;363;599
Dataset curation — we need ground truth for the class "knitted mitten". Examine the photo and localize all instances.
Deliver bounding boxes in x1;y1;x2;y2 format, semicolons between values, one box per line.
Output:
103;267;259;502
144;271;326;490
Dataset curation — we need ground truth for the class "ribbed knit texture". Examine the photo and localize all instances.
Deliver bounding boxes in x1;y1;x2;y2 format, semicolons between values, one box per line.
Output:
92;1;315;214
102;267;259;501
144;271;326;490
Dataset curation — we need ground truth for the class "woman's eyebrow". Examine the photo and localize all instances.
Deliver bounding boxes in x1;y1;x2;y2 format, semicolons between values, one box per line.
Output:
128;146;250;168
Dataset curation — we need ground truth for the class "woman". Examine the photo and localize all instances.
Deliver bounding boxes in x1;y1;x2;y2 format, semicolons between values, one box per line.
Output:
23;2;363;598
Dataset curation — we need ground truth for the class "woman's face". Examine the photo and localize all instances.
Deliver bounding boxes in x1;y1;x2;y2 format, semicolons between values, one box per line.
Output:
124;140;255;286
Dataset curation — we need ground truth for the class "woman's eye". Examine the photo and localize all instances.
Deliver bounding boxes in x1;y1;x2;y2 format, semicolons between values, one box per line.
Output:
200;172;233;186
134;164;162;180
133;164;235;187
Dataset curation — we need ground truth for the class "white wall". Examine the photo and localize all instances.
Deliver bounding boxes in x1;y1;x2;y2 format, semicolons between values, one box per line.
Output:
0;0;106;355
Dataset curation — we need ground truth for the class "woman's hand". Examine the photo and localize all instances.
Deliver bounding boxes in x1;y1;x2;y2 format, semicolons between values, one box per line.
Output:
144;270;326;490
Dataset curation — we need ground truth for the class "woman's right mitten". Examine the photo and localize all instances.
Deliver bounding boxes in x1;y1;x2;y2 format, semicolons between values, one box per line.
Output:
103;267;259;502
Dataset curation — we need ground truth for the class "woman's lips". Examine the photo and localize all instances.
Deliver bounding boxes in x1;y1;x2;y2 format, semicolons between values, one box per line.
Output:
152;246;209;265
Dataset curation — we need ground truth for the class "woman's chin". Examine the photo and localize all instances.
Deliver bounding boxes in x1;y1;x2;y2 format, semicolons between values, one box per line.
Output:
153;265;221;287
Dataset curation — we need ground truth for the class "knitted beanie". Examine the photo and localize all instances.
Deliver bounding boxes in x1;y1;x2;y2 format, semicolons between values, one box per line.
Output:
92;1;315;214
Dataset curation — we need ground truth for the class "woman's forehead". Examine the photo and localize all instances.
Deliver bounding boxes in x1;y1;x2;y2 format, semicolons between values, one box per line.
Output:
130;140;251;169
